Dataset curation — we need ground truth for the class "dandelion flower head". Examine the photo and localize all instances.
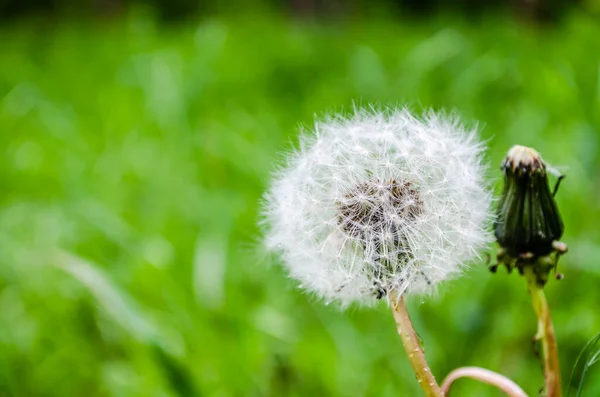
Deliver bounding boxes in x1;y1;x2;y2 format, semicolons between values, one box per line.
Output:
263;108;492;306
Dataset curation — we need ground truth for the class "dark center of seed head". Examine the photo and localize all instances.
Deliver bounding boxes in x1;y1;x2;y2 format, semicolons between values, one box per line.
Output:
337;179;424;239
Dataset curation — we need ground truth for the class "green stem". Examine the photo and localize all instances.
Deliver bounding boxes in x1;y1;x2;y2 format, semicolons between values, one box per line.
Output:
525;267;562;397
389;290;443;397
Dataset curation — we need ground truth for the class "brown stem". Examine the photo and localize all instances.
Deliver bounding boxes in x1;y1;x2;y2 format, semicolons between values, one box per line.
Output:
525;268;562;397
389;290;443;397
441;366;528;397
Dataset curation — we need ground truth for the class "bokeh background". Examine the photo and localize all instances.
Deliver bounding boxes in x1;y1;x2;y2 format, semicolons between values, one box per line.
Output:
1;1;600;396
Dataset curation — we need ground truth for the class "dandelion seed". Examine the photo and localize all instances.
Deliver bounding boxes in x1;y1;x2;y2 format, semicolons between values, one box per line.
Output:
263;107;493;306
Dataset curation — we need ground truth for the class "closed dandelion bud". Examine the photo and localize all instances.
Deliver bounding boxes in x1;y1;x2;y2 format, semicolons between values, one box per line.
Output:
492;145;568;284
263;108;493;307
495;146;563;257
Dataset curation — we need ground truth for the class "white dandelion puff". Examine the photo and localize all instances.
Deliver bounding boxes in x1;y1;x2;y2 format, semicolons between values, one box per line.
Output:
263;107;493;307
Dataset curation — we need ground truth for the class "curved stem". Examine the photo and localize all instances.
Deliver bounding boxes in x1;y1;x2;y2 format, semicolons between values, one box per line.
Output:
441;366;528;397
388;290;443;397
525;267;562;397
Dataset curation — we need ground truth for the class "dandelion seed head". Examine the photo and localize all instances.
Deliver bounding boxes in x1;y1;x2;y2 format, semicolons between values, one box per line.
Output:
263;108;493;307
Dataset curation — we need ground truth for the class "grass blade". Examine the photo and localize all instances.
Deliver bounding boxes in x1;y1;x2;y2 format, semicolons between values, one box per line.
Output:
568;331;600;397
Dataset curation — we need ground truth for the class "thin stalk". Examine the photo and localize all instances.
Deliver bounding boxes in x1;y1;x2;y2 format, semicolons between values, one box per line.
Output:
388;290;443;397
525;267;562;397
441;366;528;397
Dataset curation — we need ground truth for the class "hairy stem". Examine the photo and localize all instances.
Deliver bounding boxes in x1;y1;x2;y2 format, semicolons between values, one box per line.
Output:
441;366;528;397
389;290;443;397
525;267;562;397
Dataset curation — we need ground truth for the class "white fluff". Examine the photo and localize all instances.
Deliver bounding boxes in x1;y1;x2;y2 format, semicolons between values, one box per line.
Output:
263;108;493;306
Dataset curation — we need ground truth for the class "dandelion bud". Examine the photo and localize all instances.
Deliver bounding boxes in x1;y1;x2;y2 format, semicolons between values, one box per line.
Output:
495;145;564;257
493;145;567;284
263;108;493;306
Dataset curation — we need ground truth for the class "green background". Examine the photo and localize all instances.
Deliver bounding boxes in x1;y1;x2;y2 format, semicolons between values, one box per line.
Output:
1;6;600;396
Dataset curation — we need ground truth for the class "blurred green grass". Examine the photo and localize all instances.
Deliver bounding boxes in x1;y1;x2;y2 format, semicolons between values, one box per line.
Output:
1;9;600;397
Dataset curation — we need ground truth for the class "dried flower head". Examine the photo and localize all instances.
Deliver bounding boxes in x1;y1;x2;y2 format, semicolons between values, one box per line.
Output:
263;108;493;306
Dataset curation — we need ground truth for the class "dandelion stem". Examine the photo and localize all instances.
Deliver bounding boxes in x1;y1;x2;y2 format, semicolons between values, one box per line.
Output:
525;267;562;397
389;290;443;397
441;366;528;397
